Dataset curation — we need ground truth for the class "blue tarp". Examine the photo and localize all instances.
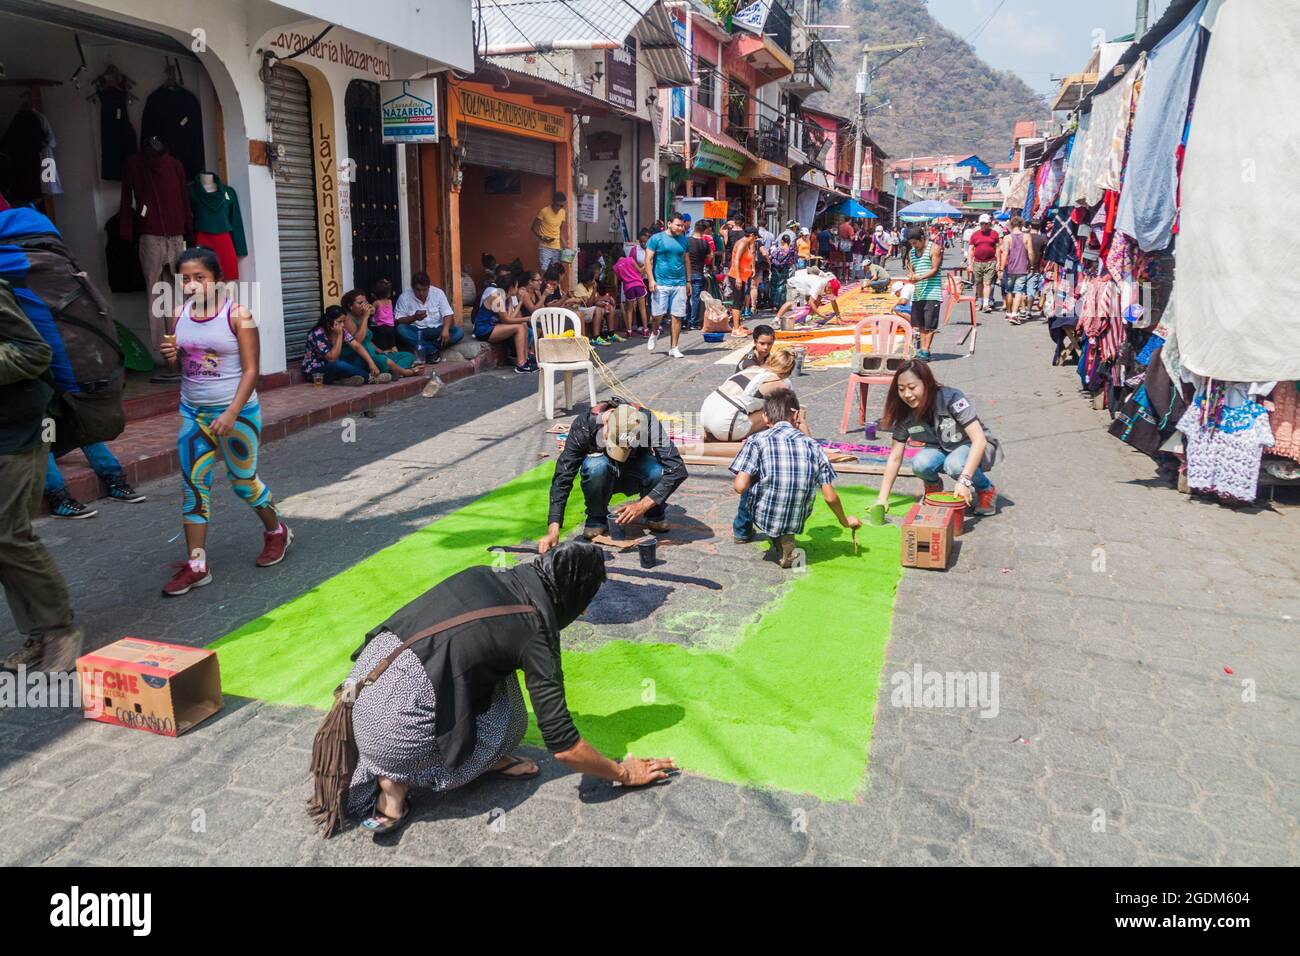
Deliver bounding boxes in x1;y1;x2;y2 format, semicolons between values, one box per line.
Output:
827;198;878;219
897;199;962;219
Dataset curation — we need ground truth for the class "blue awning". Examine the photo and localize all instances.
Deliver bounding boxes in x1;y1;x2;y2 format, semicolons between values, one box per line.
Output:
828;198;878;219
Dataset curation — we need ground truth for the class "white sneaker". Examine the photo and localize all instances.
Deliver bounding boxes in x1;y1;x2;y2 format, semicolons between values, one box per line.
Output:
647;333;658;352
669;347;685;359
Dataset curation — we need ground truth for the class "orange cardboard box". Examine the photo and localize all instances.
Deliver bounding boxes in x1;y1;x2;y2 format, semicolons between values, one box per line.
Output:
76;638;222;737
901;504;955;570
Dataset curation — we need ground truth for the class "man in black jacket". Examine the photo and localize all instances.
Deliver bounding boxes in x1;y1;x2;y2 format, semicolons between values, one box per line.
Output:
0;278;80;672
538;400;688;554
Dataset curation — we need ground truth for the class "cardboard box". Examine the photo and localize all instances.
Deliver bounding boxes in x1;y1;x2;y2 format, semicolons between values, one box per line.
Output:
901;504;955;570
76;639;222;737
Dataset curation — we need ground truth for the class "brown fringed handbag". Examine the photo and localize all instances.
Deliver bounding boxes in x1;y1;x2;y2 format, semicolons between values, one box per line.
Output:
307;603;537;837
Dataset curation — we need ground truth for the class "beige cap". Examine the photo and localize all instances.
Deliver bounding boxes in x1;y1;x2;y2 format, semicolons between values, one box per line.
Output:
603;404;642;462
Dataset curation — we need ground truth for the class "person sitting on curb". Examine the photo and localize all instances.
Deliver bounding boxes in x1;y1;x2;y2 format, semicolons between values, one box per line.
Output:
302;306;392;386
565;264;619;345
393;271;464;361
729;389;860;564
538;399;688;553
471;267;537;374
341;289;421;379
873;359;1000;516
736;324;776;372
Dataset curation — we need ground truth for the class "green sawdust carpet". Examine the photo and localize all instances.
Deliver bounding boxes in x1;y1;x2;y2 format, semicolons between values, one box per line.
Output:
210;463;909;800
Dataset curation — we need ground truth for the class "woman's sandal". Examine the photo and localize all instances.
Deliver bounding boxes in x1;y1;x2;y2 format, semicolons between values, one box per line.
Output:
487;755;540;779
360;797;410;835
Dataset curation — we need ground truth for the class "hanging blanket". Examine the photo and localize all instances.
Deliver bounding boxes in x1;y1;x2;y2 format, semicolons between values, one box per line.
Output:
1167;0;1300;382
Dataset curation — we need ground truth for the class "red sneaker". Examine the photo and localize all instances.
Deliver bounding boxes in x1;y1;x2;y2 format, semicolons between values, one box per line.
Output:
163;561;212;596
975;485;998;516
256;521;294;567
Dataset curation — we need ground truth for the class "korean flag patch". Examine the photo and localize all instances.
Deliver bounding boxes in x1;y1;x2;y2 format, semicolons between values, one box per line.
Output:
951;397;971;414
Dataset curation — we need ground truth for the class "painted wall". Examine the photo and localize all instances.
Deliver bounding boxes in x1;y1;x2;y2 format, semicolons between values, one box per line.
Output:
458;164;554;282
0;16;223;356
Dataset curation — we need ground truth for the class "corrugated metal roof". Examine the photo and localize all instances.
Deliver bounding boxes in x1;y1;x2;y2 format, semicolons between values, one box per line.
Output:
477;0;656;53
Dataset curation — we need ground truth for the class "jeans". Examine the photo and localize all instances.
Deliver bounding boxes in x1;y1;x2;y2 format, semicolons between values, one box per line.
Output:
44;442;124;495
579;453;666;528
395;323;465;357
322;355;370;383
688;274;706;329
733;486;754;539
911;445;991;491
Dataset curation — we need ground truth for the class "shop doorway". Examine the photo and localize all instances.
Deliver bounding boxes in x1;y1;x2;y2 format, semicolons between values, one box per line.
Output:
457;123;556;281
344;80;400;296
0;6;225;390
266;64;321;361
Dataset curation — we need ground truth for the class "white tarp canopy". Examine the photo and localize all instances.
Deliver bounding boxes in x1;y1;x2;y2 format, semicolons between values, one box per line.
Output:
1167;0;1300;382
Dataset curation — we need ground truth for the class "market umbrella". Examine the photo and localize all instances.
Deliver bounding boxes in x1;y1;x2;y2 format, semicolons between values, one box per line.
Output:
994;210;1012;220
897;199;963;219
827;198;878;219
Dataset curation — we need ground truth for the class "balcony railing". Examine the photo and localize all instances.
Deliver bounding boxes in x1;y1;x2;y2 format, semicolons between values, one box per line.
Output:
790;33;834;93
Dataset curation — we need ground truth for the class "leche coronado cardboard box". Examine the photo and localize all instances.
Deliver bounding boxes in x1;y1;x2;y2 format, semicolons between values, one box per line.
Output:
76;638;222;736
900;503;955;570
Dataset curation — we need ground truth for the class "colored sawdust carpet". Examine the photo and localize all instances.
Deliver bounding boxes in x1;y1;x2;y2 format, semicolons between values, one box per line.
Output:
210;463;909;799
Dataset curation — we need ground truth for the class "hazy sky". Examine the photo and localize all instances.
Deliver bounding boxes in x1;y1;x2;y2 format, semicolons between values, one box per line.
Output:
923;0;1176;101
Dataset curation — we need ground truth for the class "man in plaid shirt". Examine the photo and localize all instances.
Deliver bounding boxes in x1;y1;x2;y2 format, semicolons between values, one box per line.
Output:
730;390;861;568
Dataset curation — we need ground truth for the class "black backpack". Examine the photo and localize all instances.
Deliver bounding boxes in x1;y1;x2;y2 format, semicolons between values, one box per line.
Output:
0;207;126;455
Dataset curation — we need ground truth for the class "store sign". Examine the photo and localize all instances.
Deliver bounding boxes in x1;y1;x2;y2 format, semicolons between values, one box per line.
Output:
750;159;790;184
578;190;600;223
587;130;621;161
268;25;390;79
459;88;565;140
606;37;638;112
381;79;438;144
671;16;688;119
693;138;747;178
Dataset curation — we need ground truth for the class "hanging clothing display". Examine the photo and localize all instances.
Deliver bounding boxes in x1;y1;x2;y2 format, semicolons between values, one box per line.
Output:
1098;60;1143;198
1176;395;1274;503
1268;383;1300;465
141;84;205;179
190;174;247;279
1167;0;1300;384
103;214;146;293
1109;346;1190;457
1059;112;1090;205
1114;1;1208;250
0;108;50;204
118;146;191;240
98;86;138;181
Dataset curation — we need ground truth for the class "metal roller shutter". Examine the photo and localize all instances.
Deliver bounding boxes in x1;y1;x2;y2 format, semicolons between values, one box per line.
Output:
268;66;321;361
458;123;556;178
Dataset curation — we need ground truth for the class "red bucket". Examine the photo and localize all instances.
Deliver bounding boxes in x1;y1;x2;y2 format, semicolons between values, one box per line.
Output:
923;491;966;536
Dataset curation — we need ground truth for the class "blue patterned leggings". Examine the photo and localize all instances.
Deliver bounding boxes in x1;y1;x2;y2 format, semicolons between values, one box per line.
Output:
178;401;272;525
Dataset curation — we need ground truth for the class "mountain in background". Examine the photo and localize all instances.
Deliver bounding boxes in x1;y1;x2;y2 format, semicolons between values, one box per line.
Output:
807;0;1050;165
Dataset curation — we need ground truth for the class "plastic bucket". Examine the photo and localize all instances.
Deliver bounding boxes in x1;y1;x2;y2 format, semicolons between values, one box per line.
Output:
923;491;965;536
559;248;577;263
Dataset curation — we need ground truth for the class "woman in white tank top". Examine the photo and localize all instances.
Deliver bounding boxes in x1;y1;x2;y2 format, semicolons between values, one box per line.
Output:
157;247;291;597
700;349;799;442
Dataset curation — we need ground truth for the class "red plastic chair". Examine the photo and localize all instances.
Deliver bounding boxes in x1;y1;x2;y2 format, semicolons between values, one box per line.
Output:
942;270;978;355
840;316;913;434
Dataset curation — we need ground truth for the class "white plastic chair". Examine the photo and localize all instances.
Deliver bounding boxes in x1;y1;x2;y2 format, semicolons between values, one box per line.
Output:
530;307;597;420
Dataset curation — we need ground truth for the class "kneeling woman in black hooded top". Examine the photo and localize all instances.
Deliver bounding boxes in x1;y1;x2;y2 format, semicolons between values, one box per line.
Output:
342;542;675;834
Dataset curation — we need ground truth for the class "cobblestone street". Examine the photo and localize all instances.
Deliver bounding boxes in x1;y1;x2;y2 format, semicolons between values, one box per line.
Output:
2;290;1298;866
